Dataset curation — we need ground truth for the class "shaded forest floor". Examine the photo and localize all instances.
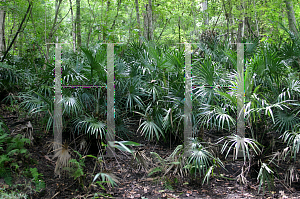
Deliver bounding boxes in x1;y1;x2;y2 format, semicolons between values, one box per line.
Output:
1;104;300;199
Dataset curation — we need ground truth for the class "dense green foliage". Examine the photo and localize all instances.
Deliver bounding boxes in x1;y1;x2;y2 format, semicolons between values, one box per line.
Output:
0;0;300;197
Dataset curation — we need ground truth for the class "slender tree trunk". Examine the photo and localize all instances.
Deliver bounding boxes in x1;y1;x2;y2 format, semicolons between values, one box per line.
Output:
143;0;153;41
76;0;81;51
147;0;153;40
98;0;104;41
30;8;48;65
237;3;244;43
178;16;181;43
87;0;96;47
111;0;121;30
128;6;134;42
1;1;32;62
157;17;170;41
202;1;209;25
222;0;230;41
245;17;257;38
0;1;6;57
285;0;298;35
45;0;62;65
19;33;23;57
143;4;149;40
237;19;244;43
253;0;259;37
103;1;110;41
69;0;76;53
134;0;142;43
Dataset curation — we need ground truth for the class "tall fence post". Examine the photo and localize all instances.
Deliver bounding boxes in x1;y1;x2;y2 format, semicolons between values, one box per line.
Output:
106;43;115;157
184;43;192;153
237;43;245;138
53;42;62;152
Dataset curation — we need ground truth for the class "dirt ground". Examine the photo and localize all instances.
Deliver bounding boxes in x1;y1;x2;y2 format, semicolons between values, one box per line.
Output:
1;104;300;199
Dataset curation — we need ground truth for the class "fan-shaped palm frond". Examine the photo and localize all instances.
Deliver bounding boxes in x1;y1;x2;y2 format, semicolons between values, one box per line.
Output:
51;142;72;177
138;119;163;141
272;109;300;133
186;138;224;183
93;172;119;188
257;162;274;194
18;91;54;132
72;114;106;139
196;104;236;131
219;134;261;162
80;46;107;83
0;63;21;90
280;124;300;160
62;64;88;84
62;96;84;116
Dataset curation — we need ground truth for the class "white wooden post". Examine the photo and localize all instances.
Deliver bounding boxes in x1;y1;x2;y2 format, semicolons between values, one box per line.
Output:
53;41;62;151
106;43;115;157
184;43;192;153
237;43;245;138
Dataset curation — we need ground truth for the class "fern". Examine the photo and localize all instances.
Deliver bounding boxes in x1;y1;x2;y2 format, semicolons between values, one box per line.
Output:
30;168;45;191
6;135;30;151
68;158;85;180
0;168;12;186
0;154;11;166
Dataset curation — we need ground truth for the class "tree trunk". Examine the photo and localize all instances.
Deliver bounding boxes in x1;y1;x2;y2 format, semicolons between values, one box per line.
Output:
45;0;62;66
157;17;170;41
69;0;76;53
143;4;149;40
76;0;81;51
103;1;110;41
98;0;104;41
0;1;6;57
143;0;153;41
202;1;209;25
111;0;121;30
285;0;298;35
147;0;153;40
134;0;142;43
236;3;244;43
87;0;96;47
237;19;244;43
1;1;32;62
222;0;230;41
178;16;181;43
128;6;134;42
19;33;22;57
254;0;259;37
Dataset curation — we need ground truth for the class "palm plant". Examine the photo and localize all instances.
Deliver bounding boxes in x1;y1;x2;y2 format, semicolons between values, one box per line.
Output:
185;138;224;184
277;23;300;71
0;63;21;92
280;124;300;161
218;134;261;162
72;114;107;139
119;41;188;142
51;142;72;178
18;90;54;132
257;162;274;194
149;145;188;178
135;104;164;141
193;54;236;132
